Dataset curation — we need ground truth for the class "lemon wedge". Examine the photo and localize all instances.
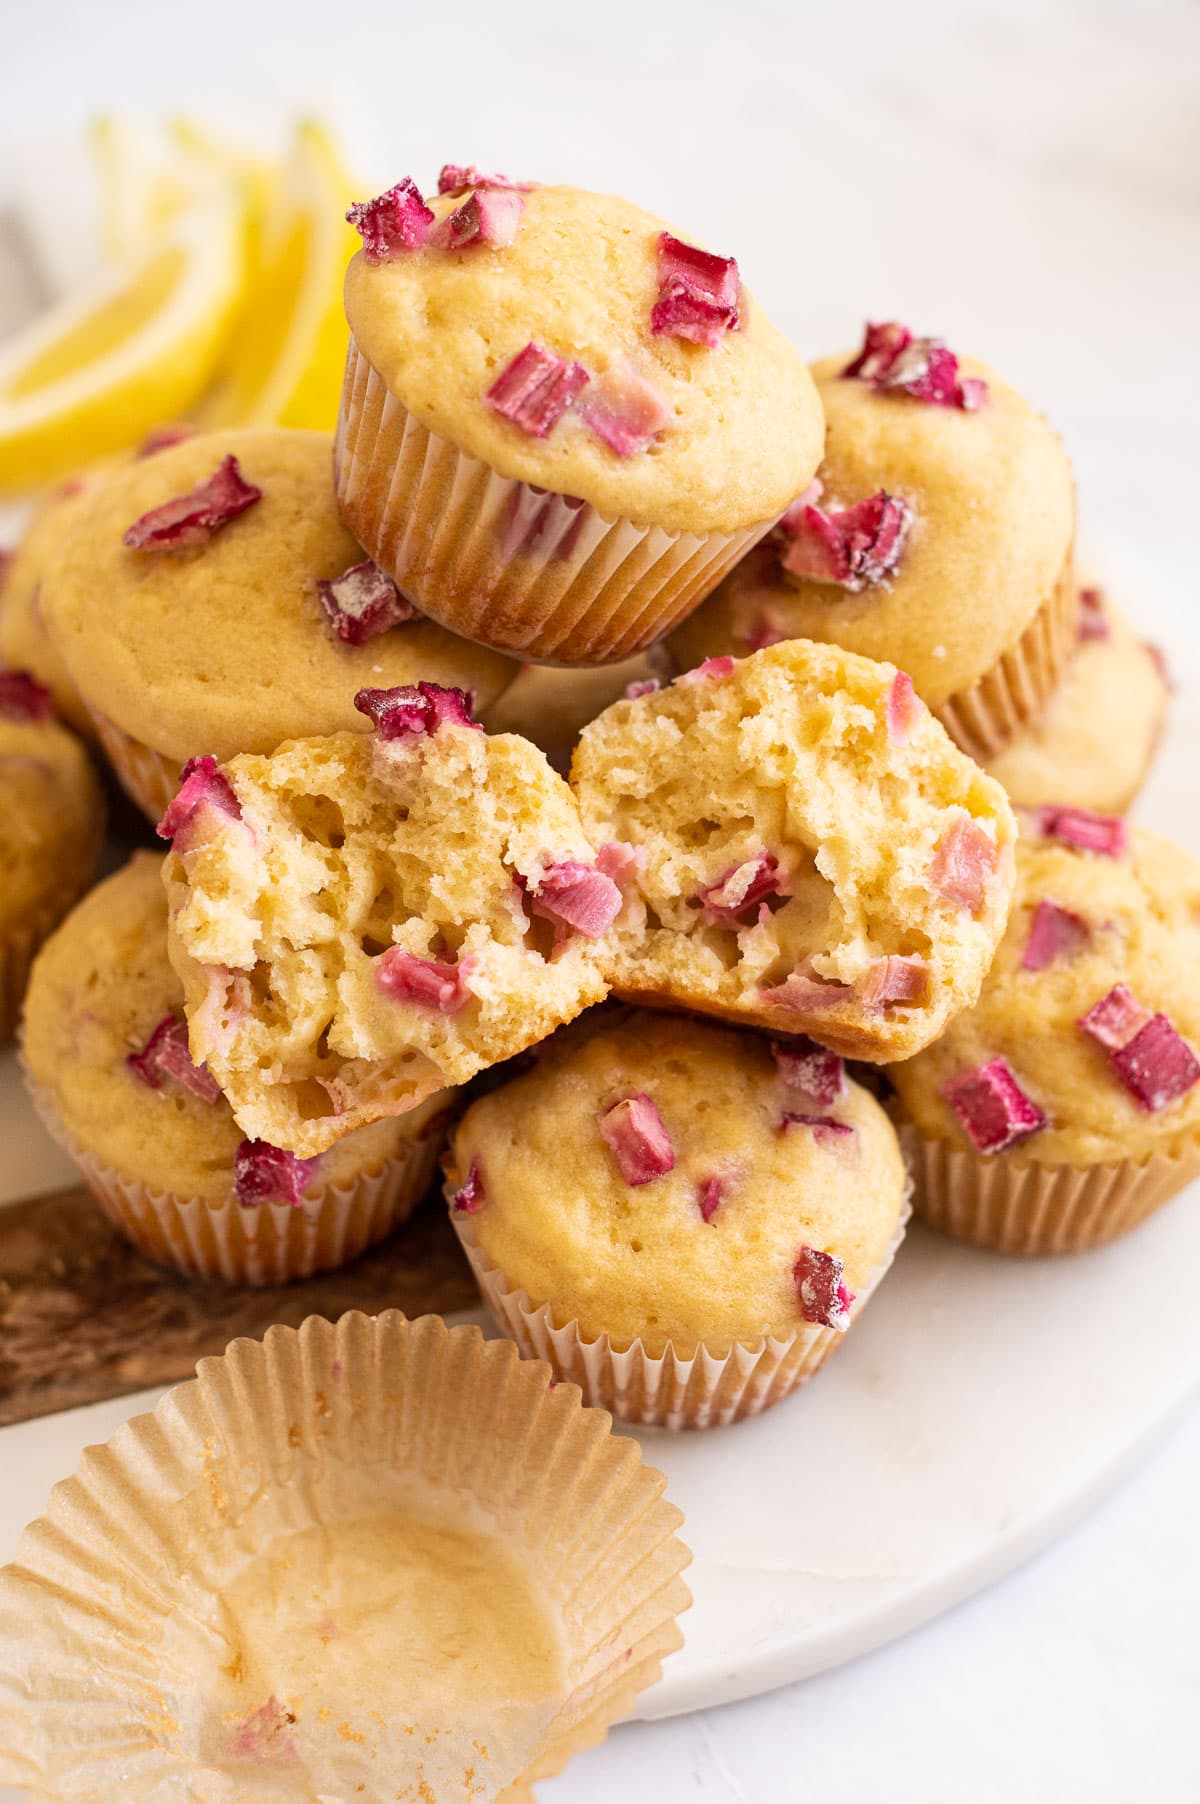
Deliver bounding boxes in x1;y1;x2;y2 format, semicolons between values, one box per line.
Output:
168;115;278;290
201;118;360;431
91;114;220;262
0;197;242;493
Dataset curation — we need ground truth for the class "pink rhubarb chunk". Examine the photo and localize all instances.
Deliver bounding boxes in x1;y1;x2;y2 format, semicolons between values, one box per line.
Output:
771;1036;845;1105
697;1176;724;1222
782;1111;856;1148
886;670;921;742
793;1246;855;1330
841;320;987;410
761;970;855;1013
346;179;433;259
0;669;54;722
1033;805;1128;858
318;559;416;644
779;490;912;590
941;1058;1047;1153
354;681;477;740
1077;586;1109;642
437;164;533;196
234;1141;318;1209
375;947;479;1012
450;1160;486;1214
1022;899;1090;971
1108;1014;1200;1112
650;232;741;347
156;755;243;849
862;954;930;1010
675;655;736;686
595;839;644;888
136;424;195;458
600;1093;676;1185
624;677;661;699
122;454;262;551
1078;983;1152;1050
700;851;782;921
127;1014;221;1104
228;1696;298;1762
578;362;671;457
486;342;590;438
528;859;623;937
439;186;525;249
930;815;998;913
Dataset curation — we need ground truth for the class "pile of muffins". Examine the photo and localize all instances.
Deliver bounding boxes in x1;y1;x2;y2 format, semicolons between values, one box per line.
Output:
1;159;1196;1799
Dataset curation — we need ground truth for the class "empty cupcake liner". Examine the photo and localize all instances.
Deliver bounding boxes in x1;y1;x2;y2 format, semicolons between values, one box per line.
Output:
450;1197;910;1430
897;1121;1200;1256
87;706;181;824
24;1067;446;1286
0;1311;692;1801
935;546;1078;763
334;336;776;665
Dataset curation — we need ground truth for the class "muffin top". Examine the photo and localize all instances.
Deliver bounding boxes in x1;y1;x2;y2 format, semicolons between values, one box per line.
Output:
0;484;96;738
23;852;440;1201
343;181;823;535
449;1010;907;1352
0;676;103;934
669;330;1075;705
39;426;516;763
985;587;1168;812
890;824;1200;1165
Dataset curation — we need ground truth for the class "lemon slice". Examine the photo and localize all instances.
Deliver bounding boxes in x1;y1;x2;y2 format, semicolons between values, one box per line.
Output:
91;114;219;262
168;115;278;288
0;198;242;493
202;118;360;431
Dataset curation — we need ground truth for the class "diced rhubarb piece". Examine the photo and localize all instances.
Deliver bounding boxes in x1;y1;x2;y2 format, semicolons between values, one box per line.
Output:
743;613;786;652
354;681;478;740
122;454;262;552
1022;899;1090;972
346;179;433;259
234;1141;318;1209
486;342;590;438
861;954;930;1010
1077;586;1110;642
156;755;243;848
761;970;855;1013
450;1160;486;1214
940;1058;1047;1153
595;839;644;888
599;1093;675;1185
0;669;54;722
930;815;998;914
375;946;479;1012
793;1245;855;1330
650;232;741;347
136;423;195;458
528;858;623;938
782;1111;856;1148
771;1036;846;1105
779;490;912;591
1078;984;1153;1051
886;670;920;742
437;164;534;196
842;320;987;410
126;1014;221;1104
228;1696;298;1762
439;186;525;250
699;852;783;922
675;655;736;685
318;559;416;644
1108;1014;1200;1112
1034;805;1128;858
624;677;661;699
579;362;671;456
696;1175;724;1222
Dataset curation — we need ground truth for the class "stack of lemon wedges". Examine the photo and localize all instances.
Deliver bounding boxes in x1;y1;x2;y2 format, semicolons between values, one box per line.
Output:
0;116;362;493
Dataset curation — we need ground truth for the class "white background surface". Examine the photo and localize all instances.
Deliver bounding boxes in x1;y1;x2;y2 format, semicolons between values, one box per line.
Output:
2;0;1199;1797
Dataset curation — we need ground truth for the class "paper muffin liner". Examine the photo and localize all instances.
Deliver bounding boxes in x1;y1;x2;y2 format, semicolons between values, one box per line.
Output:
24;1066;446;1286
0;1311;692;1801
334;335;776;665
450;1195;910;1430
87;705;181;823
897;1121;1200;1256
935;545;1078;763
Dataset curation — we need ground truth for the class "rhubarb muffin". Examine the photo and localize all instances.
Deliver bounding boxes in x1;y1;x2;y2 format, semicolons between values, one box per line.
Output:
668;321;1076;760
482;652;662;773
0;481;97;738
336;169;823;663
0;672;104;1042
163;686;618;1159
22;852;449;1284
38;425;516;820
447;1009;908;1427
984;585;1168;813
570;641;1017;1063
890;817;1200;1254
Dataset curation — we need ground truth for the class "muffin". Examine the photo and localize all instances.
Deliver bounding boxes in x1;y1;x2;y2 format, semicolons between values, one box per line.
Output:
984;585;1168;813
890;821;1200;1253
335;172;824;663
163;688;616;1158
0;482;97;738
570;640;1017;1062
38;425;517;820
668;321;1077;760
0;1311;692;1800
0;671;104;1043
447;1010;909;1427
481;651;661;772
22;852;448;1284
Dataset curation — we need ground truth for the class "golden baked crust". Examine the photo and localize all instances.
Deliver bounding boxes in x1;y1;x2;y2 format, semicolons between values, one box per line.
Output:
0;485;96;738
0;711;103;939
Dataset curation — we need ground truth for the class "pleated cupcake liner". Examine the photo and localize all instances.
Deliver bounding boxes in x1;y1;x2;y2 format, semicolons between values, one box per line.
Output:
450;1196;910;1430
897;1121;1200;1256
0;1311;692;1800
333;335;776;665
935;546;1078;763
24;1065;445;1286
86;705;181;824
